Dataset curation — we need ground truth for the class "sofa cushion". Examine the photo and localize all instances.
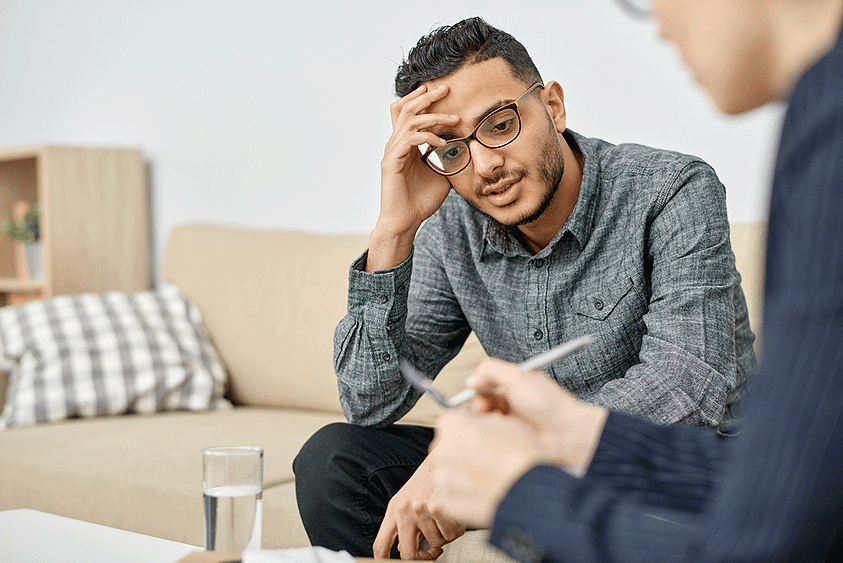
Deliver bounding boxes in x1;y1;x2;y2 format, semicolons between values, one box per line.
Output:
0;283;229;429
163;224;371;412
161;224;491;425
0;407;346;546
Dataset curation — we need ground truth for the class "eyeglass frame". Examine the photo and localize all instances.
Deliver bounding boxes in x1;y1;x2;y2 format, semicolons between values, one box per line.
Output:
420;82;545;177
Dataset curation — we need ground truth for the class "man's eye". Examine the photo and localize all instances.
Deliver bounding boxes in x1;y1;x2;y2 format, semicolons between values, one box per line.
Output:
491;118;516;134
439;145;465;163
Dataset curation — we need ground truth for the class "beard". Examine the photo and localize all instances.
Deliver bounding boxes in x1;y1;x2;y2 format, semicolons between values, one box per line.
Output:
469;127;566;231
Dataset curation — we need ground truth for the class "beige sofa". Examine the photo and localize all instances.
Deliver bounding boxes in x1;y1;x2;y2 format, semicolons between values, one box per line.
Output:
0;221;766;561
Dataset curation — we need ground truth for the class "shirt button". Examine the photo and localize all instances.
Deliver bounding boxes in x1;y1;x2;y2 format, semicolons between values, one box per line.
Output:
376;294;388;303
594;299;604;311
381;352;392;362
533;329;544;340
396;284;406;294
533;259;544;268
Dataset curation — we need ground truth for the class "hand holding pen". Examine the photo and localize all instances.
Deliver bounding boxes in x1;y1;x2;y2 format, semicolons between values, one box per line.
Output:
399;335;593;409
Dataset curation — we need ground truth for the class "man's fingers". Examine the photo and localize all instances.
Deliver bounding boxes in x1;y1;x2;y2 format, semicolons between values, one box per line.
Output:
398;534;443;560
401;83;450;116
416;519;446;552
390;84;427;126
404;112;460;139
384;114;459;160
399;544;441;561
372;517;398;559
395;520;422;560
383;107;459;174
390;83;451;128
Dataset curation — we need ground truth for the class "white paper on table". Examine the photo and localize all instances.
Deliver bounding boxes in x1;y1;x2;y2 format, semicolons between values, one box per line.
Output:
242;546;356;563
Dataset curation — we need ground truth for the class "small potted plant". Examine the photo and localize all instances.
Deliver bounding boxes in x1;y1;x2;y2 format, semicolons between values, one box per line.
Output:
3;202;41;279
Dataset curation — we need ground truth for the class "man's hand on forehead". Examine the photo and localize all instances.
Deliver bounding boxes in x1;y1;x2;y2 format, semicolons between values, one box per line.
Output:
389;83;462;152
368;81;458;273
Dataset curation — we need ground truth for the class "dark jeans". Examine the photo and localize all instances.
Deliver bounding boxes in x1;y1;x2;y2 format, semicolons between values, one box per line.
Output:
293;422;434;558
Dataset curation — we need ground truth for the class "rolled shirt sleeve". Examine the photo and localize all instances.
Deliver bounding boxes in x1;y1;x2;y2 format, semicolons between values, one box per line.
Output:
334;247;471;426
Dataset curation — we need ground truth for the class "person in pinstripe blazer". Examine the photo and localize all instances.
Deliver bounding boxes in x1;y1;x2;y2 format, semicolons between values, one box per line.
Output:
429;1;843;561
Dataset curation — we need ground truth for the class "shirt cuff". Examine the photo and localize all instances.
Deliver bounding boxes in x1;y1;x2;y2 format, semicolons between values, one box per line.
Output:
347;248;413;327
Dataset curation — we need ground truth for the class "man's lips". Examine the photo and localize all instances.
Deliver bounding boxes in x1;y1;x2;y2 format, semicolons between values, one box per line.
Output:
481;177;521;197
483;179;521;207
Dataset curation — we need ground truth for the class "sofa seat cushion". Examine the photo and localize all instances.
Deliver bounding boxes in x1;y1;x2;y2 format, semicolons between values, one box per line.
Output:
0;406;344;545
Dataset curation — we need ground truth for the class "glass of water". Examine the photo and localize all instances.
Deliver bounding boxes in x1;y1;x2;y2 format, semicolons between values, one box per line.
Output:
202;446;263;552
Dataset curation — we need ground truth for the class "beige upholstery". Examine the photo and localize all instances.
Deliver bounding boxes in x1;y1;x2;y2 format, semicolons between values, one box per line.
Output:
161;223;487;424
730;221;767;355
0;221;767;562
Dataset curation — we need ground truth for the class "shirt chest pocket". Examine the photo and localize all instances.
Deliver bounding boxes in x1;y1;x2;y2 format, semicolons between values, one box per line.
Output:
573;275;635;321
565;275;644;394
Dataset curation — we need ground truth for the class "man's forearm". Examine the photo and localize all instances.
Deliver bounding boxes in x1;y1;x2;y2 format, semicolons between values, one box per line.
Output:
334;252;415;426
365;224;417;272
585;336;730;428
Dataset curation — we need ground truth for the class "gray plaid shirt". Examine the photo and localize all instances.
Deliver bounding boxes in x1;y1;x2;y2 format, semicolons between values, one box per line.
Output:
335;131;756;432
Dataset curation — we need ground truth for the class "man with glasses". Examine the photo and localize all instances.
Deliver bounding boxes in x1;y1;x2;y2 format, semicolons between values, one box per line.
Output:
294;16;755;560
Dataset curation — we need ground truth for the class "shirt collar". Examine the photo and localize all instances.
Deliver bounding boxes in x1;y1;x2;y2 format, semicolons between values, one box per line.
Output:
483;129;600;257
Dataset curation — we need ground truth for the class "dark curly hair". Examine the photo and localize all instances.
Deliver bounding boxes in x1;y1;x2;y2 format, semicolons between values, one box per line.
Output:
395;17;543;98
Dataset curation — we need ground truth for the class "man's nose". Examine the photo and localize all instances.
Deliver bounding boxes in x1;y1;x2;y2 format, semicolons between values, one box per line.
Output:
468;140;504;177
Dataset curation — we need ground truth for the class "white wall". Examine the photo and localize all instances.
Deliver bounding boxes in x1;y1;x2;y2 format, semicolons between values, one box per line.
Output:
0;0;784;281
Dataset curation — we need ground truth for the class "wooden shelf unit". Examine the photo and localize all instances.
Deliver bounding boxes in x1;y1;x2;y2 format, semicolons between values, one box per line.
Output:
0;145;149;306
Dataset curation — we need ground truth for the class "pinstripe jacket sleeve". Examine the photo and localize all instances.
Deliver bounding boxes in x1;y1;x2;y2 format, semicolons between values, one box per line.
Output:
487;26;843;563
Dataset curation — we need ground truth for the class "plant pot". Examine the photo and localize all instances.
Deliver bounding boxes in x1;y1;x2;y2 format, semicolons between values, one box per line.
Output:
25;242;42;280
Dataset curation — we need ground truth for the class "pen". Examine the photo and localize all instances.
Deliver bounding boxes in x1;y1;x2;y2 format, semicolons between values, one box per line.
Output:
518;334;594;371
438;334;594;407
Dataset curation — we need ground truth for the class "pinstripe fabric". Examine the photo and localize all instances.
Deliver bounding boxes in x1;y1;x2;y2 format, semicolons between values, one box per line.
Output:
336;131;756;432
488;25;843;563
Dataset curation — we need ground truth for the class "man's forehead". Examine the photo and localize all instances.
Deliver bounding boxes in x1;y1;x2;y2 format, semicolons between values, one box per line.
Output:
426;58;522;101
423;60;527;125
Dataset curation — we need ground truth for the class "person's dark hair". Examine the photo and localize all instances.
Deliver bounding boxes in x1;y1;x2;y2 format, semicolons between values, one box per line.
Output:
395;17;543;97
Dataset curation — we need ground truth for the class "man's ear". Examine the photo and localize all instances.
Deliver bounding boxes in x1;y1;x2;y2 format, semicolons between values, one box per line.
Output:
541;81;567;134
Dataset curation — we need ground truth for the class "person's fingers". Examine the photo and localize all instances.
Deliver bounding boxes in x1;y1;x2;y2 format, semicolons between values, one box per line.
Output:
415;519;446;554
389;84;427;127
372;516;398;559
395;518;424;560
390;83;450;128
467;358;525;391
468;392;510;414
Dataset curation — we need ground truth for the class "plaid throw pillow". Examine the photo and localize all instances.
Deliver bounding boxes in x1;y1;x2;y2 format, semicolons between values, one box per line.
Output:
0;283;230;430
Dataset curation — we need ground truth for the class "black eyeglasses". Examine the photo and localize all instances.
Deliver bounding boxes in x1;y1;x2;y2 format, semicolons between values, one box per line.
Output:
421;82;544;176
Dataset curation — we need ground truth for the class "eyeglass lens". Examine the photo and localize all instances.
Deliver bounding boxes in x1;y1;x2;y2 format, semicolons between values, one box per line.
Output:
425;107;521;175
